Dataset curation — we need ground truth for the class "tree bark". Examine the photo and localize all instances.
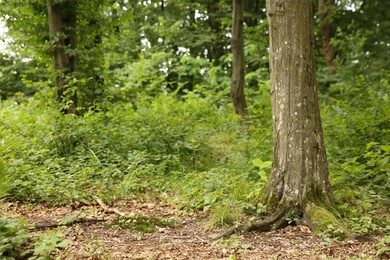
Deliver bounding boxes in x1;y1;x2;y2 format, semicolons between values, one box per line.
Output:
264;0;333;215
318;0;336;73
231;0;248;116
47;0;77;114
210;0;355;240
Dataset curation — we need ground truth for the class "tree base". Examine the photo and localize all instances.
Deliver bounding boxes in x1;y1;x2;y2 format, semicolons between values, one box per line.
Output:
209;202;374;242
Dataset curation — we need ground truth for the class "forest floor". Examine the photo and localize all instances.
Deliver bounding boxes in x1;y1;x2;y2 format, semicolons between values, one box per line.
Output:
1;196;383;260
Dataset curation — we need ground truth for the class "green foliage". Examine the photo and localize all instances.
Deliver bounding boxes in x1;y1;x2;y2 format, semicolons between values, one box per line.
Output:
0;54;36;100
333;142;390;214
331;142;389;234
30;231;69;260
0;217;68;259
0;217;30;259
0;159;11;198
322;71;390;162
376;235;390;258
211;235;252;258
348;216;380;234
0;0;388;238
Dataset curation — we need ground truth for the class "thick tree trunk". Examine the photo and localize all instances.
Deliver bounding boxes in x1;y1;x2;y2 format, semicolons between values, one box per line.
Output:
318;0;336;74
264;0;333;212
47;0;77;114
208;0;364;240
231;0;248;116
211;0;357;240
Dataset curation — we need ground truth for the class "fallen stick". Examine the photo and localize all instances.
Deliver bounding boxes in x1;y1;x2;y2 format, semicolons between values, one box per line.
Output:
92;195;126;216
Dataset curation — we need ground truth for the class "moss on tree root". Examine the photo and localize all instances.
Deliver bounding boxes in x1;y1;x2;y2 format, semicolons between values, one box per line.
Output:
302;202;351;239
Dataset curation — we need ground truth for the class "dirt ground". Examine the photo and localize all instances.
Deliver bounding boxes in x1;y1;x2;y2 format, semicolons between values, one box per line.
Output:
1;198;383;260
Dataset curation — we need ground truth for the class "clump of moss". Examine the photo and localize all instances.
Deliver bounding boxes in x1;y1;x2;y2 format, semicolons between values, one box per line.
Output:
304;202;351;239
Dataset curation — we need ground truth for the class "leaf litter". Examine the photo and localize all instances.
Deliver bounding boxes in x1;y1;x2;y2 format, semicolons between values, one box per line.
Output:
0;198;383;259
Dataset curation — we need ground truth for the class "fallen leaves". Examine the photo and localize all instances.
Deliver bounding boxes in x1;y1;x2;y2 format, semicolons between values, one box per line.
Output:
0;198;381;259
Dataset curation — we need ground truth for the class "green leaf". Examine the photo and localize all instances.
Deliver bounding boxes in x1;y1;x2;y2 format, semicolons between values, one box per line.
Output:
381;145;390;153
252;159;272;169
252;159;263;167
377;157;389;168
258;170;267;180
56;240;69;248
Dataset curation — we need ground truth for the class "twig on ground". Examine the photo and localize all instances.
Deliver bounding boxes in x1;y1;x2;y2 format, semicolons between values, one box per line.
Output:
92;195;126;216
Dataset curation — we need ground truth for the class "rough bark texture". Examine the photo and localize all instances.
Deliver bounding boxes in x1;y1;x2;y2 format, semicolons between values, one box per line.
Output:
318;0;336;73
264;0;333;211
47;0;77;114
231;0;248;116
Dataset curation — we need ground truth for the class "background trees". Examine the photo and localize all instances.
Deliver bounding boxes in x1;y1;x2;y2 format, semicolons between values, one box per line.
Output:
230;0;247;116
46;0;78;114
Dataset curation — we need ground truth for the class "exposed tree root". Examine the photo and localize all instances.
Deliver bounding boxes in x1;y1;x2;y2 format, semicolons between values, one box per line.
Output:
209;203;377;242
209;208;289;240
31;217;106;230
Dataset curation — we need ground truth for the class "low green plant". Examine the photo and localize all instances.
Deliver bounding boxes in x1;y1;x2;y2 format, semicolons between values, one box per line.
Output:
0;217;69;259
0;217;30;259
319;224;346;244
376;235;390;258
211;235;252;258
331;142;389;234
348;216;380;234
83;239;111;259
29;231;69;260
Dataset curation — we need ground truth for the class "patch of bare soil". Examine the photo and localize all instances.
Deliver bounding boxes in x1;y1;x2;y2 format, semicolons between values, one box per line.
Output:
1;199;381;259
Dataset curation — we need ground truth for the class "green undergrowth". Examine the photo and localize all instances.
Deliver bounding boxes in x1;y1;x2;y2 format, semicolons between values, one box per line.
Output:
0;91;271;206
0;216;69;259
0;73;389;236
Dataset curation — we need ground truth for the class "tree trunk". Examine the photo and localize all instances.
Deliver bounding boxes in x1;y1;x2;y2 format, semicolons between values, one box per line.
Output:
318;0;336;74
208;0;225;65
264;0;333;212
47;0;77;114
210;0;355;240
231;0;248;116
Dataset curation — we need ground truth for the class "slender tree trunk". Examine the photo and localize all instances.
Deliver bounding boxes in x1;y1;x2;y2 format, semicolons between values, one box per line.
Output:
208;0;225;65
245;0;263;27
231;0;248;116
318;0;336;73
161;0;165;13
47;0;77;114
264;0;333;211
